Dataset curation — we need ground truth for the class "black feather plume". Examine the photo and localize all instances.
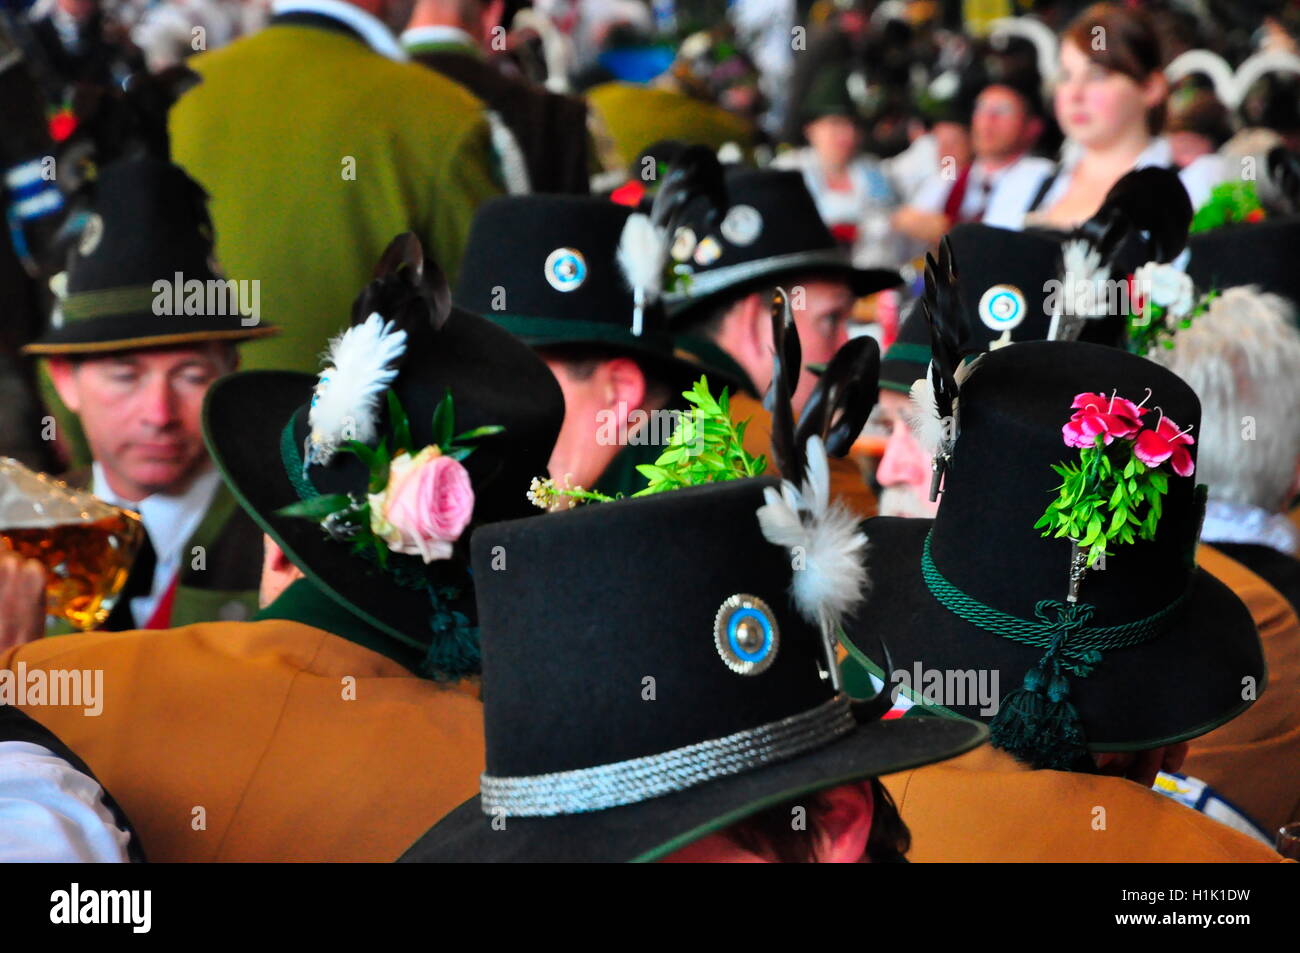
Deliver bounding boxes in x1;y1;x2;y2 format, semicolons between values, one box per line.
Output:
648;144;728;236
796;335;881;458
764;287;803;480
350;233;451;356
849;636;896;724
922;237;966;428
1077;167;1193;268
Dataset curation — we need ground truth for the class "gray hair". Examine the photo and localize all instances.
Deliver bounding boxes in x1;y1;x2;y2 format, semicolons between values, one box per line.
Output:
1149;286;1300;512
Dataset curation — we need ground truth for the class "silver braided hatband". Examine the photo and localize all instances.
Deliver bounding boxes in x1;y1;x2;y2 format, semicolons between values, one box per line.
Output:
480;694;854;817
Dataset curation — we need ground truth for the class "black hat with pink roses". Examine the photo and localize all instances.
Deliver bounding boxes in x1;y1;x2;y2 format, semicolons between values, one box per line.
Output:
843;329;1263;770
201;234;564;679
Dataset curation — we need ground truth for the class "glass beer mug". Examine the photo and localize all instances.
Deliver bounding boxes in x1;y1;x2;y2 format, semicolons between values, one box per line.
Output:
0;458;144;631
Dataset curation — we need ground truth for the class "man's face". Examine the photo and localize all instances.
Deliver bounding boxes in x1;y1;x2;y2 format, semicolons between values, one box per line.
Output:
789;279;855;416
50;345;235;501
874;388;939;518
971;86;1034;162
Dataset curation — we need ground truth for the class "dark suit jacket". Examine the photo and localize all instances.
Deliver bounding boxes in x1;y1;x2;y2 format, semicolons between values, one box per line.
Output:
409;45;590;195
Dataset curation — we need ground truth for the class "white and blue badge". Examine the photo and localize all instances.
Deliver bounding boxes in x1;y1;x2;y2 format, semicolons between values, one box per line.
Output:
714;593;779;675
544;247;587;292
977;284;1026;334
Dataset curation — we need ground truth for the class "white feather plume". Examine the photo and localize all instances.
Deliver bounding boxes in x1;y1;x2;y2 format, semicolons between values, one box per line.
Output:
756;435;869;635
307;312;408;464
903;367;946;455
617;213;667;303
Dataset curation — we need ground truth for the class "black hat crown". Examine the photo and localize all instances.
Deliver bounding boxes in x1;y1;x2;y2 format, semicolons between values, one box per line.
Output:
666;168;900;320
456;194;673;351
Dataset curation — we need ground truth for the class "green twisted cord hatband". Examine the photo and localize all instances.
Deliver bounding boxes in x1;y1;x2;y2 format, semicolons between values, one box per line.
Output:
920;531;1189;675
279;417;318;502
921;530;1194;770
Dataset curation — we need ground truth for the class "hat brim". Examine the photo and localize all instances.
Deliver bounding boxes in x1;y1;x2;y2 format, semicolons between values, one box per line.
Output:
23;312;277;355
399;715;986;862
201;370;438;648
844;518;1266;750
666;251;901;321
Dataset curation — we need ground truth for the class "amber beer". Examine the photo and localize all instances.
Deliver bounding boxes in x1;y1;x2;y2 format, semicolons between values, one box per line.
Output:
1;510;143;631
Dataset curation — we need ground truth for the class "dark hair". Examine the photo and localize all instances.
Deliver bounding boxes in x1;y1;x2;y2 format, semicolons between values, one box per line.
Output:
535;343;673;409
1061;2;1168;134
723;778;911;863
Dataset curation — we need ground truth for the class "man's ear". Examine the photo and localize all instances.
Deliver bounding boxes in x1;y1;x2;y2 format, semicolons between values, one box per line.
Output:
601;357;648;415
45;358;82;414
728;292;772;391
814;782;874;863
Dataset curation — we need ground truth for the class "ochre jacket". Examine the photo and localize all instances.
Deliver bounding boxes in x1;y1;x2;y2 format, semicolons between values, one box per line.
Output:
731;390;877;519
1188;545;1300;832
1;620;484;861
881;744;1287;862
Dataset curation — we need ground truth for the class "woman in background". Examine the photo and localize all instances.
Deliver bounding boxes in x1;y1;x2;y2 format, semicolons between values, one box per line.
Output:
988;2;1227;230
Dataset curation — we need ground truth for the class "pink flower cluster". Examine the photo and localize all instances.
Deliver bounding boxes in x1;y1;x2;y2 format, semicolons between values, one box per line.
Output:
1062;391;1195;477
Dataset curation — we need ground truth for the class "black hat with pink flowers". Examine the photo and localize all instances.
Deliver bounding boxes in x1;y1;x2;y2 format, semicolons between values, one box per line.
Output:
843;339;1263;771
202;234;564;680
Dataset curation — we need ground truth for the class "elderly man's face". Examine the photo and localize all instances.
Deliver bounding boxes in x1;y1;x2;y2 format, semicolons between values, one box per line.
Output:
874;388;939;518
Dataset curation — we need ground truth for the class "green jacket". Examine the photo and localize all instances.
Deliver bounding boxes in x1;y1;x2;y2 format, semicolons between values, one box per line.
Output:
586;82;755;169
170;23;503;374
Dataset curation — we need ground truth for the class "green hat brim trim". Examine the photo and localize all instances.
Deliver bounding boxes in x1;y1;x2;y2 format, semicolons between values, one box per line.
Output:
23;325;278;355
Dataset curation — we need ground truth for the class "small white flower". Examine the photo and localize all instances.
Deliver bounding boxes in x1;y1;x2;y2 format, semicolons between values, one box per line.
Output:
1135;262;1195;319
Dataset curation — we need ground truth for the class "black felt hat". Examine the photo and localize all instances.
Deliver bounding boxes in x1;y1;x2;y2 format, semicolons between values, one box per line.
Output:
1185;217;1300;310
666;169;901;324
399;478;987;862
455;194;699;387
845;340;1263;761
23;156;276;355
202;237;564;677
879;224;1061;393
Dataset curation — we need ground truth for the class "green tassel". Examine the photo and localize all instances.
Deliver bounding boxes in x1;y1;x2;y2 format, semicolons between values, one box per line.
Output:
417;587;481;681
989;665;1049;755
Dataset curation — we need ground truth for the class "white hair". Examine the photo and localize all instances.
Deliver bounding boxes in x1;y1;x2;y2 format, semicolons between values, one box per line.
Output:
1149;286;1300;511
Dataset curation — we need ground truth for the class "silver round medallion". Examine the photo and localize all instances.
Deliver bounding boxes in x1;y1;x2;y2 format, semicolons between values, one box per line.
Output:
544;247;587;292
714;593;780;676
977;284;1026;333
720;204;763;246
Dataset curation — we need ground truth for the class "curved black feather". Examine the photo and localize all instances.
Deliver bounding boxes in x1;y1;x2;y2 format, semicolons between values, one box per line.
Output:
764;288;803;480
795;335;881;458
649;144;728;236
350;233;451;353
849;636;896;724
1266;146;1300;215
1077;167;1192;268
922;238;965;426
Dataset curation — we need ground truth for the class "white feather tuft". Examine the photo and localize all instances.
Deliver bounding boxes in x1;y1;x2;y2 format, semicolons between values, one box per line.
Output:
307;312;407;464
756;435;869;634
903;368;947;455
617;213;666;303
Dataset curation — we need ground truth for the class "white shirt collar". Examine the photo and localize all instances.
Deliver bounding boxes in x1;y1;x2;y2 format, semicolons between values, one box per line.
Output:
400;25;477;50
1200;499;1300;557
271;0;408;61
1057;136;1172;173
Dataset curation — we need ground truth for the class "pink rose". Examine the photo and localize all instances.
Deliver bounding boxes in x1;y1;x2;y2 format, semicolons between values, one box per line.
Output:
1062;392;1146;448
1134;415;1195;477
369;446;475;563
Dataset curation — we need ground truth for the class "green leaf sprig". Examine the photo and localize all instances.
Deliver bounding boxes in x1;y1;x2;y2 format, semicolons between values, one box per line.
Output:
632;376;767;495
1034;437;1170;568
